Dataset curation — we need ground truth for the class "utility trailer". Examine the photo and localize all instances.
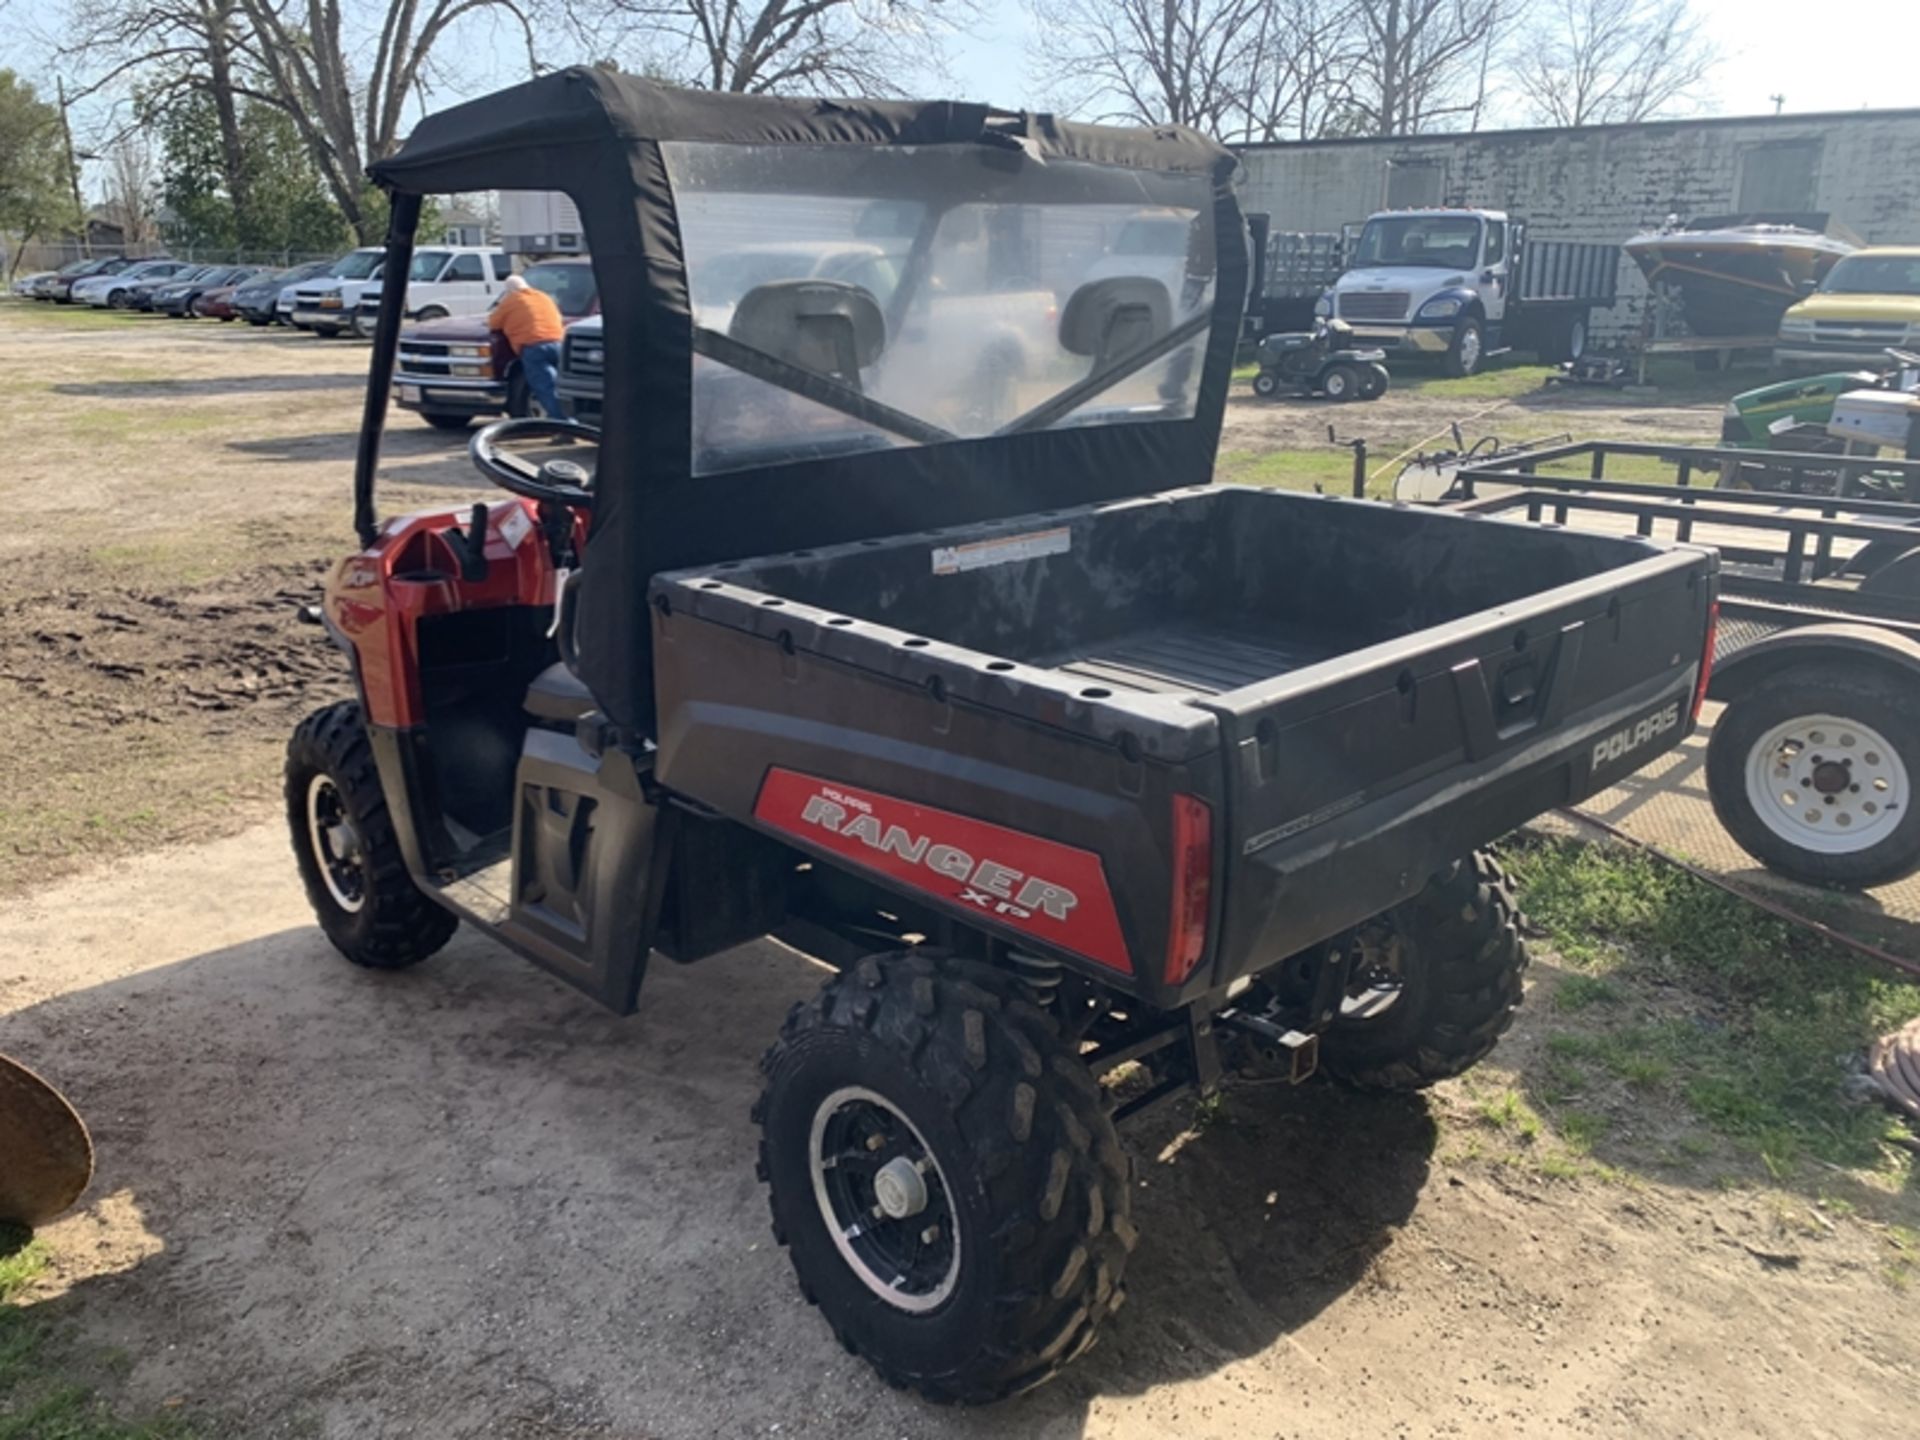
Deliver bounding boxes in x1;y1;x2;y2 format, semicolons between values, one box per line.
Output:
289;71;1718;1405
1452;440;1920;889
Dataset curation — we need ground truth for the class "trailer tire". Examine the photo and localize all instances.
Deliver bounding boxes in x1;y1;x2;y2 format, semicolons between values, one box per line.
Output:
1443;318;1484;377
755;951;1134;1405
286;701;458;969
1706;664;1920;888
1318;852;1529;1092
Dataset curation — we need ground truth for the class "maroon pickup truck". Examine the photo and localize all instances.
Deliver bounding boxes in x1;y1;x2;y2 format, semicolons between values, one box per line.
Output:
391;258;598;430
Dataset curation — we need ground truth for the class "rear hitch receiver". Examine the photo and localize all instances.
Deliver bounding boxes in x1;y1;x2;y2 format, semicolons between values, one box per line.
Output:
1217;1008;1321;1084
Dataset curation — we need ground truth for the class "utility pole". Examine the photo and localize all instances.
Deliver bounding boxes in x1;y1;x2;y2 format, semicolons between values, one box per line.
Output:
1770;93;1786;115
55;76;89;257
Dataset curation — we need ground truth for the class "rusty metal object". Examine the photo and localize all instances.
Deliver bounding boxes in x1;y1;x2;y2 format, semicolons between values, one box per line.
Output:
0;1053;94;1226
1869;1017;1920;1122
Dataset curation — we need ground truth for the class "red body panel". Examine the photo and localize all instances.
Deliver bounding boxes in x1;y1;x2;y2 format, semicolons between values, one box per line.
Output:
326;499;565;728
753;768;1133;973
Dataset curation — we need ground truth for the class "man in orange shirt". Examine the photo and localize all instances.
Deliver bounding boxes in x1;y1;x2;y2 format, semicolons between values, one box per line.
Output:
489;274;568;419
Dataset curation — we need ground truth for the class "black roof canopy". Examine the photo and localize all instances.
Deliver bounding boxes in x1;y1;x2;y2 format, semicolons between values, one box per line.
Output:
366;68;1249;732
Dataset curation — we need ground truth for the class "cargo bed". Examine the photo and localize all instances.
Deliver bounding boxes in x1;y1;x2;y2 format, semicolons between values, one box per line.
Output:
651;485;1716;1004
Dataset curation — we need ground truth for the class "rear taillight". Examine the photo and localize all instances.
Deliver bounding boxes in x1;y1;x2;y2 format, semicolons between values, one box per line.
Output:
1165;794;1213;986
1693;600;1719;722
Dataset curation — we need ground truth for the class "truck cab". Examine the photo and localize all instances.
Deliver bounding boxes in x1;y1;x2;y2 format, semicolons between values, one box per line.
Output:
1322;208;1606;375
290;247;386;334
352;245;516;336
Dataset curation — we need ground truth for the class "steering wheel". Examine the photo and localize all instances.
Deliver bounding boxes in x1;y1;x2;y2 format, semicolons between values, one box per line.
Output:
469;416;602;509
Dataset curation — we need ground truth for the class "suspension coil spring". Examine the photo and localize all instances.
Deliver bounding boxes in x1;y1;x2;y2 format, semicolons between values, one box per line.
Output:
1006;950;1063;1009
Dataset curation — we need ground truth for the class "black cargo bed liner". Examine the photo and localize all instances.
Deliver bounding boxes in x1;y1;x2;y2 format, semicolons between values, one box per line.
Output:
1041;622;1338;697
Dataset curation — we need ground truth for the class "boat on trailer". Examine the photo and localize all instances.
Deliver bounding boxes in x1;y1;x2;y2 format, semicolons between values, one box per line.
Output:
1624;213;1859;337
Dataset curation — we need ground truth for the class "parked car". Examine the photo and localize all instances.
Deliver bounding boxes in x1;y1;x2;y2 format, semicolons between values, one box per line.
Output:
232;260;336;325
350;245;516;337
1776;247;1920;369
156;265;263;316
9;271;54;297
28;261;92;299
74;259;189;308
39;256;134;302
393;257;599;429
126;264;216;311
150;268;251;320
289;248;386;333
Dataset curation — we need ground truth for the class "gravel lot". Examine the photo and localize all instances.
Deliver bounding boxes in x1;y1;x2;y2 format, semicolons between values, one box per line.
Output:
2;303;1915;1438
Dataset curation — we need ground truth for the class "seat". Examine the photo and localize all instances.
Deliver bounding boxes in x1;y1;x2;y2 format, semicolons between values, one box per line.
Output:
524;662;598;723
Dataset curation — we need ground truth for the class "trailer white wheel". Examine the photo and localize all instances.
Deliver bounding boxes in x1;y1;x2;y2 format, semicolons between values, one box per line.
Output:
1707;663;1920;889
1742;713;1907;855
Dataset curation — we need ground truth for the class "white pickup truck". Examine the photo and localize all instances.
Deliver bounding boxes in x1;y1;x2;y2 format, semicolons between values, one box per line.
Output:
1319;209;1617;375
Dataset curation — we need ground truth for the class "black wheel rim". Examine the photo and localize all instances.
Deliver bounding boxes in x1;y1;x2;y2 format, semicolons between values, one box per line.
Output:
809;1086;960;1313
1340;921;1407;1022
305;774;367;913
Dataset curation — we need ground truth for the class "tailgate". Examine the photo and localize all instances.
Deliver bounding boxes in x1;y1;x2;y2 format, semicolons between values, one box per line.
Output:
1203;547;1714;983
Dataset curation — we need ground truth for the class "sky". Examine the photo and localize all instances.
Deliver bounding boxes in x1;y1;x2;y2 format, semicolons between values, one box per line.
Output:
939;0;1920;122
21;0;1920;175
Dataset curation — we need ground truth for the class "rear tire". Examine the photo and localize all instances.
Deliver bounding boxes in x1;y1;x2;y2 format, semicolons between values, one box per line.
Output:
756;951;1134;1404
1318;852;1529;1092
1706;664;1920;888
286;701;457;969
1359;362;1390;400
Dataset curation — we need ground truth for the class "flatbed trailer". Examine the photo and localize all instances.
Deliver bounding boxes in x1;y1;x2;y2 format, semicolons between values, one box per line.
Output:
1454;441;1920;889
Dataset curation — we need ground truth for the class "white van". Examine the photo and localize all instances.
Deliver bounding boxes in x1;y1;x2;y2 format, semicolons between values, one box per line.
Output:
351;246;514;336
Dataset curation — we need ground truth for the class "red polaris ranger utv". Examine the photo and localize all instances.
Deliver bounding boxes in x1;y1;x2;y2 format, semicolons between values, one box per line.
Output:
290;70;1718;1403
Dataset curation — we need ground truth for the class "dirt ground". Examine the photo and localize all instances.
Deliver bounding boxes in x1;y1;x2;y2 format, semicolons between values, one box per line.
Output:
3;305;1916;1438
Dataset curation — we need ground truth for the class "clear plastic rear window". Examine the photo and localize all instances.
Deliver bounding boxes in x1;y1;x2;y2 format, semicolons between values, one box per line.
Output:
661;141;1217;477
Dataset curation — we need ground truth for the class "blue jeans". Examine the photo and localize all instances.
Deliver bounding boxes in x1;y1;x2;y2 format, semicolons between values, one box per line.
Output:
519;340;564;418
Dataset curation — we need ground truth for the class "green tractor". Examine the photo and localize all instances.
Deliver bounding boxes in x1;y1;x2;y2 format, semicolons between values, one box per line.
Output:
1716;351;1920;495
1719;368;1884;452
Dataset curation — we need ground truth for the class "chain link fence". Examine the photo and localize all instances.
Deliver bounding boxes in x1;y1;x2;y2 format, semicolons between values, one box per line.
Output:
7;239;341;277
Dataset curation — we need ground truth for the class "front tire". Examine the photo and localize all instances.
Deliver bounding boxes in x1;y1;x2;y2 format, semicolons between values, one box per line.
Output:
1251;369;1281;399
756;951;1134;1404
286;701;457;968
1706;664;1920;888
422;411;474;432
1443;317;1484;378
1319;852;1529;1092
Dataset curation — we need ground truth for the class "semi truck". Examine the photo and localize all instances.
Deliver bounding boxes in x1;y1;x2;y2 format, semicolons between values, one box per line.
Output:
1319;208;1618;376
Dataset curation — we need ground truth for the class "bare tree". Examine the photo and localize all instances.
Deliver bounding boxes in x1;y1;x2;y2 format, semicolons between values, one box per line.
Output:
1345;0;1504;136
1512;0;1715;127
581;0;966;95
1027;0;1268;133
1229;0;1363;142
60;0;259;228
102;130;161;243
229;0;541;240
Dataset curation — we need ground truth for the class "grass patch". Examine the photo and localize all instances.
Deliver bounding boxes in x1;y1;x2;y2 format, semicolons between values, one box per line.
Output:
1507;836;1920;1181
0;1230;47;1305
0;1228;195;1439
1553;974;1622;1012
1215;446;1363;494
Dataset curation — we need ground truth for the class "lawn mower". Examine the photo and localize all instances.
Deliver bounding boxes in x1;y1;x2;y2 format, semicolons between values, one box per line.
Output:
1249;318;1390;401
